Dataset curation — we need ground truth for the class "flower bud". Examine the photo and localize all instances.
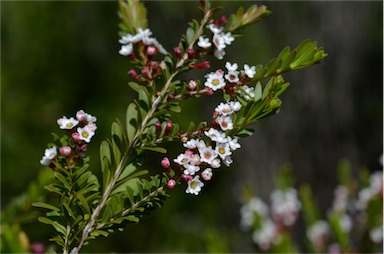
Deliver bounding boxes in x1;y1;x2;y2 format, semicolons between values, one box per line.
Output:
201;168;213;181
167;179;176;189
72;132;81;142
165;121;173;132
173;47;182;58
128;69;138;79
161;157;171;168
186;48;195;59
146;46;158;56
181;174;193;182
150;61;159;70
77;144;87;153
76;110;87;122
155;121;162;131
204;88;214;96
141;67;149;79
59;146;71;156
188;80;197;90
184;150;193;157
191;61;210;69
217;16;228;26
167;93;175;101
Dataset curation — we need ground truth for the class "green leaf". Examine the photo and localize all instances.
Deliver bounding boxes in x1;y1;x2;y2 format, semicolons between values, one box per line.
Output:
32;202;60;212
254;82;262;101
237;128;254;137
141;146;167;153
126;103;139;145
117;163;137;182
186;27;195;45
118;0;148;34
53;172;70;191
38;217;66;236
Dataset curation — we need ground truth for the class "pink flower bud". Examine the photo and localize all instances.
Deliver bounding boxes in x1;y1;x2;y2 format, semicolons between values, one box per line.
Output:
72;132;81;142
173;47;182;58
31;242;45;254
155;121;162;131
188;80;197;90
215;69;224;75
167;93;175;101
59;146;71;156
184;150;193;157
146;46;158;56
181;174;193;182
141;67;149;79
217;16;228;26
161;157;171;168
76;110;87;122
186;48;195;59
165;121;173;132
205;88;214;96
77;144;87;153
128;69;138;79
167;179;176;189
191;61;210;69
150;61;159;70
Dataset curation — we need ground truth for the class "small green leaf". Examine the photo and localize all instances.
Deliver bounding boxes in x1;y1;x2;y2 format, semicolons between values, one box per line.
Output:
126;103;139;145
237;128;254;137
141;146;167;153
254;82;262;101
32;202;60;212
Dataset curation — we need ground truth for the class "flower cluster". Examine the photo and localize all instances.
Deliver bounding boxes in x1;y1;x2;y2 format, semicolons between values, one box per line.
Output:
198;22;234;60
119;28;167;56
240;188;301;250
204;62;256;99
40;110;97;167
240;169;383;253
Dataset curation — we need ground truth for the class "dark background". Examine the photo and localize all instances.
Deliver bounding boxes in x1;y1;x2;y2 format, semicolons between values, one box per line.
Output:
2;1;382;252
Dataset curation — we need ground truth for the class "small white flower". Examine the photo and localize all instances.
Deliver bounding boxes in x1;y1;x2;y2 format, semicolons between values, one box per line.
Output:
87;122;97;132
214;49;226;60
173;153;191;166
252;220;278;250
183;139;200;149
225;71;239;83
307;220;329;244
370;225;383;243
85;112;97;123
215;102;234;116
270;188;301;226
198;145;218;165
240;197;269;230
231;101;241;111
222;32;234;45
225;62;238;72
183;164;200;175
119;44;133;56
57;117;79;130
119;34;134;44
207;23;223;34
77;125;95;143
212;33;226;51
186;175;204;195
204;128;227;143
210;158;221;168
204;72;226;91
44;146;57;160
40;146;57;166
227;136;241;150
189;154;201;166
215;143;232;160
243;64;256;78
237;85;255;100
201;168;213;181
197;36;212;48
216;115;233;131
223;155;233;166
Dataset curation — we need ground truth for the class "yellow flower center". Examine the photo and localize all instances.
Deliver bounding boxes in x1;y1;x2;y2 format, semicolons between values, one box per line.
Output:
82;131;89;138
190;181;198;189
66;123;73;128
212;79;220;86
218;147;226;155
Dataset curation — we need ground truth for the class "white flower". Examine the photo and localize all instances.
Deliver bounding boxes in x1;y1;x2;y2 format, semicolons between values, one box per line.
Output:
215;142;232;160
85;112;97;123
87;122;97;132
215;102;234;116
197;36;212;48
186;175;204;195
198;145;218;165
243;64;256;78
214;49;225;60
307;220;329;244
252;220;278;250
204;128;227;143
118;34;134;44
212;33;226;51
225;71;239;83
119;44;133;56
77;125;95;143
222;32;234;45
223;155;233;166
210;158;221;168
183;164;200;175
227;136;241;150
183;139;200;149
270;188;301;226
237;85;255;100
204;71;226;91
216;115;233;131
225;62;238;72
40;146;57;166
201;168;213;181
339;214;352;233
189;154;201;166
173;153;191;166
207;23;223;34
370;225;383;243
230;101;242;111
57;117;79;130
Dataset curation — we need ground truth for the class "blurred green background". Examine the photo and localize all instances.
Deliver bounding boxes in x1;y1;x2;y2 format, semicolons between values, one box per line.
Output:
1;1;382;252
